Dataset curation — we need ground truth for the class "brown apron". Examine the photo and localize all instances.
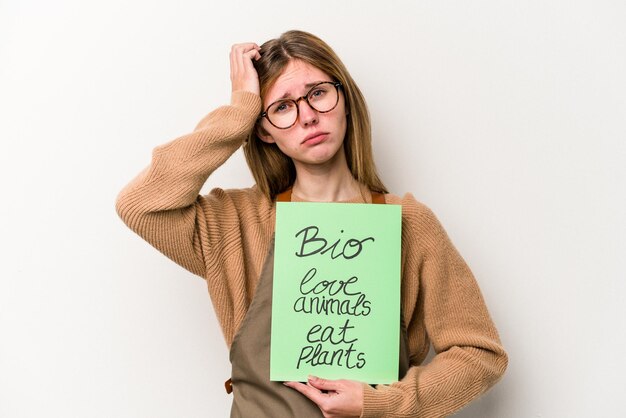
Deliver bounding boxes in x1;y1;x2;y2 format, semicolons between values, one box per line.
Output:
227;189;410;418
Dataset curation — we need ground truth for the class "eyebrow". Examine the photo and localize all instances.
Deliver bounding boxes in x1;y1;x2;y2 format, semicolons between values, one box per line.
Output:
278;81;328;100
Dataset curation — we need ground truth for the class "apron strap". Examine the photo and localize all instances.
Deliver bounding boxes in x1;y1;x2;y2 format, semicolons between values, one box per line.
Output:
275;188;292;202
371;191;385;204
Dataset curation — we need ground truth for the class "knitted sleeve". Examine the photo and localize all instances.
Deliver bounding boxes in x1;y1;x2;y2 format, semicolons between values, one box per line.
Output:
360;195;508;418
115;91;262;278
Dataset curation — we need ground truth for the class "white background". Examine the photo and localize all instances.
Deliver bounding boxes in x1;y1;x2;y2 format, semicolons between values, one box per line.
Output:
1;1;625;417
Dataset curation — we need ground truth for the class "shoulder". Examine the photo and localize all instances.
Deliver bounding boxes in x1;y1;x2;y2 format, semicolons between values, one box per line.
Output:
384;192;440;228
384;192;447;251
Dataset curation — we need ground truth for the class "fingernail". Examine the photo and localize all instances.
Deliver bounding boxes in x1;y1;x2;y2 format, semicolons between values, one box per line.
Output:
308;375;318;381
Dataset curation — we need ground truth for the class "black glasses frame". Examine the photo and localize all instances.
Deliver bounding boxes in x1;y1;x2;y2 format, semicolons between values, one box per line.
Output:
260;81;342;129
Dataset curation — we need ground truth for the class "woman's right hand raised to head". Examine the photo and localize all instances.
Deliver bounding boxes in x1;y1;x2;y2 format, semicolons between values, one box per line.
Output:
230;43;261;96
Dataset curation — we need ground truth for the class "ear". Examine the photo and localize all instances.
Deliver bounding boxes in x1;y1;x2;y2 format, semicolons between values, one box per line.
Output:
256;123;276;144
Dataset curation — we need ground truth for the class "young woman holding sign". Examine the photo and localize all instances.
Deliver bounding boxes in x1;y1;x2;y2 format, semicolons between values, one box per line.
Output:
116;30;508;418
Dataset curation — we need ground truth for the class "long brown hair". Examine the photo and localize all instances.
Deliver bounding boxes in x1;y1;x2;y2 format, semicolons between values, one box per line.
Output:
244;30;387;200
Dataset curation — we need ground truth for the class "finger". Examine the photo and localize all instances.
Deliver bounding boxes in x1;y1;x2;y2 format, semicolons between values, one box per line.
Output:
231;53;246;82
242;50;261;72
307;375;342;392
231;43;259;71
236;48;258;74
243;49;260;61
231;43;260;60
283;381;326;406
231;42;259;51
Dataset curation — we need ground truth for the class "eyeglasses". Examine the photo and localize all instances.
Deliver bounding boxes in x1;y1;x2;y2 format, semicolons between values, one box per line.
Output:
260;81;342;129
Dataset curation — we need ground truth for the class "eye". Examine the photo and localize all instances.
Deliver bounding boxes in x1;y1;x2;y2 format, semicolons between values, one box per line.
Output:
309;88;327;98
271;101;294;114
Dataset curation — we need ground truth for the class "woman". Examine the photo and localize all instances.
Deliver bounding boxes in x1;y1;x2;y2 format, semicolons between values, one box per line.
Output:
116;30;508;418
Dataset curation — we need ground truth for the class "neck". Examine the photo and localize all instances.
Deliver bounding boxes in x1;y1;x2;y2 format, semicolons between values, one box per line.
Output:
291;151;361;202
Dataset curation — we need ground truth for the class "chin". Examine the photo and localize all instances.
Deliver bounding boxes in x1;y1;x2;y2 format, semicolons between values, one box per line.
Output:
307;146;344;166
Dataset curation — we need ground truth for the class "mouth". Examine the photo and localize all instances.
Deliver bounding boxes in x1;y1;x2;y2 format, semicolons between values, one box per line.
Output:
301;132;329;145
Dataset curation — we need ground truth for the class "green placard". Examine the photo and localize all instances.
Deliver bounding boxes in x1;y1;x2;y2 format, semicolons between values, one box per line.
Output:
270;202;402;383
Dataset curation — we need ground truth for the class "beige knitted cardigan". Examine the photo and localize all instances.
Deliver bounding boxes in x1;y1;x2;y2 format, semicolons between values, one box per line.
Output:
116;90;508;418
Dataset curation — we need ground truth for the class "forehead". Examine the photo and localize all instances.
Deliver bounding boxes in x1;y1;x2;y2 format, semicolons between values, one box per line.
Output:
265;60;332;102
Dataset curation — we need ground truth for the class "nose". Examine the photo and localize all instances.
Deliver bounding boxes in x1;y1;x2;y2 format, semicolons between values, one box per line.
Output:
297;98;318;126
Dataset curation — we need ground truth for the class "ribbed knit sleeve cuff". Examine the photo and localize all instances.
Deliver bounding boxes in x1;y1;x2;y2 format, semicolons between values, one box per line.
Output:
230;90;262;118
360;384;389;418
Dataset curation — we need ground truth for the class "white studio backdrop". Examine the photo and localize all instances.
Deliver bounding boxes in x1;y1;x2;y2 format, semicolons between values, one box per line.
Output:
1;1;625;417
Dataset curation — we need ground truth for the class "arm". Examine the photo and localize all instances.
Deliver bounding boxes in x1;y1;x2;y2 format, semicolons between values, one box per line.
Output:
115;43;263;277
360;197;508;417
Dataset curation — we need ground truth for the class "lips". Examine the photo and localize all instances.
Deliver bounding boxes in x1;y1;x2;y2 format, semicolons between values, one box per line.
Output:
301;131;329;145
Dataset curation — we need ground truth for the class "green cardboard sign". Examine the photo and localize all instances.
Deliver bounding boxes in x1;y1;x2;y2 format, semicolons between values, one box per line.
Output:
270;202;402;383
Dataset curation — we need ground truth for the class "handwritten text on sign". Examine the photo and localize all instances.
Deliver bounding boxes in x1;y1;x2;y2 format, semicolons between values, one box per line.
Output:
270;202;401;383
